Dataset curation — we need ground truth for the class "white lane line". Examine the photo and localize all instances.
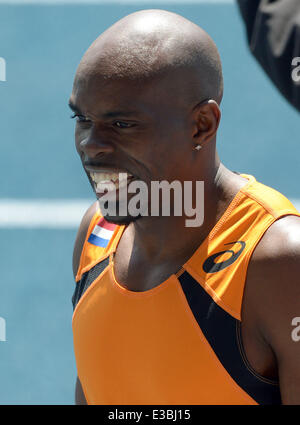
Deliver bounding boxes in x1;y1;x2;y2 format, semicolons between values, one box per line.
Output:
0;199;92;229
0;199;299;229
0;0;234;4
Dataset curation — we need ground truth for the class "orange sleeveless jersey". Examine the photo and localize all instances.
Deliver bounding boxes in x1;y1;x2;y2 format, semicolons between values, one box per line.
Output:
72;175;300;405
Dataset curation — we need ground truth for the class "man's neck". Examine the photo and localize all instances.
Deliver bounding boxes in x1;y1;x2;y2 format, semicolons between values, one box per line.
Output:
125;163;242;266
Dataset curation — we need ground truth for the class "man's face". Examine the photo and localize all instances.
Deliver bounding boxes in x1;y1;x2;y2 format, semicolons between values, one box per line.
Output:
70;68;196;224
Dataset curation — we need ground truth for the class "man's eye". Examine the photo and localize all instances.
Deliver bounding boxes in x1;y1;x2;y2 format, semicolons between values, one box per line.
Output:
70;113;91;123
114;121;133;129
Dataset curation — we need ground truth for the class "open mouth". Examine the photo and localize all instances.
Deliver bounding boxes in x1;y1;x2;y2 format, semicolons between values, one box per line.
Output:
90;171;135;194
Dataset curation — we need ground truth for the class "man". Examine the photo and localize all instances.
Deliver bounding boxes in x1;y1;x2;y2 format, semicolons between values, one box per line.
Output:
237;0;300;112
69;9;300;405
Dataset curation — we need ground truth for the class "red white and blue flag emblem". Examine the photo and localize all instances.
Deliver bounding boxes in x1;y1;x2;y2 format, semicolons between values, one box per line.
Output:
88;218;117;248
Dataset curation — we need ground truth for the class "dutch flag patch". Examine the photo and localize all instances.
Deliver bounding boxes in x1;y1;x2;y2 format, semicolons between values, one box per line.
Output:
88;217;117;248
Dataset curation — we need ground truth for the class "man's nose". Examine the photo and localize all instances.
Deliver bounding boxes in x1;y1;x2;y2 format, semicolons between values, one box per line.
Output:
78;131;114;159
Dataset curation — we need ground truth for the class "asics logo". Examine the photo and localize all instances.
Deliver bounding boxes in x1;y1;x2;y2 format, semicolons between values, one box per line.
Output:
202;241;246;273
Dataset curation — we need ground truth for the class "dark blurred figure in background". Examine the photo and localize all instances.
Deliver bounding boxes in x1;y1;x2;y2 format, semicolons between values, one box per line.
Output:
237;0;300;112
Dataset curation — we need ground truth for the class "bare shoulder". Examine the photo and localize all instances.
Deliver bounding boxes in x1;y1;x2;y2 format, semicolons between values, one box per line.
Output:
251;215;300;263
246;215;300;336
72;201;99;279
245;214;300;403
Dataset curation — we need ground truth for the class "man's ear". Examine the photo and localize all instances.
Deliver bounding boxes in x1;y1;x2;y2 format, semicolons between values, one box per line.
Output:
192;100;221;145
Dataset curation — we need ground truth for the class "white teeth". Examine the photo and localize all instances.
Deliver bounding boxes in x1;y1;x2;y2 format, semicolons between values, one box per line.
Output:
90;172;133;188
96;181;115;191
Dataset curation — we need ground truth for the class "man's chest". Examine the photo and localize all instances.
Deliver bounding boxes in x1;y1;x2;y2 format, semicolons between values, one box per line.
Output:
113;230;278;382
113;242;183;292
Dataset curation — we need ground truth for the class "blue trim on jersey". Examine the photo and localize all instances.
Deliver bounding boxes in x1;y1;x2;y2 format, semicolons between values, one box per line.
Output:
88;233;110;248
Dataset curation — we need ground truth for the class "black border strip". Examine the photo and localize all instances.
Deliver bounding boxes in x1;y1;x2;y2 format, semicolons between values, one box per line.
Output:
72;257;110;310
178;271;281;405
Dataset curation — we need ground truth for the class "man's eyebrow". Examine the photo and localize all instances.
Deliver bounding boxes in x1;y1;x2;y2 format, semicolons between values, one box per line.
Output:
102;110;139;119
68;101;141;119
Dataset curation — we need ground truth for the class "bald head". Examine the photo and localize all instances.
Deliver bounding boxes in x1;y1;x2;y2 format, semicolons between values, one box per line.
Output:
76;9;223;104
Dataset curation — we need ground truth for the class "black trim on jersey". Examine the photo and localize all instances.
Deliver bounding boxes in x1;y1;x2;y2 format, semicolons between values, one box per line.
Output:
178;271;281;405
72;257;110;310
